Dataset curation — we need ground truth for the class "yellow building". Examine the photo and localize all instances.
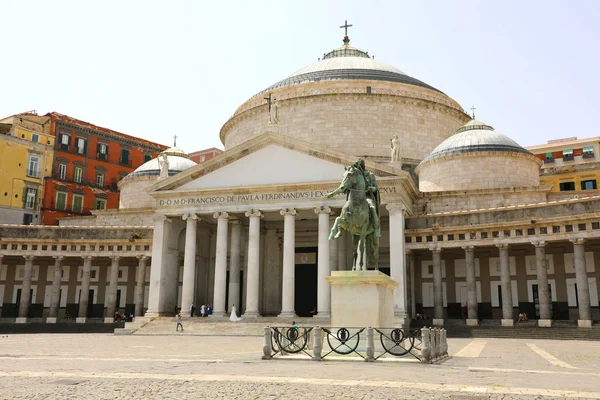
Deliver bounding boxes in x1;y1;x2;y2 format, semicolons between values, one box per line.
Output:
526;136;600;192
0;112;54;224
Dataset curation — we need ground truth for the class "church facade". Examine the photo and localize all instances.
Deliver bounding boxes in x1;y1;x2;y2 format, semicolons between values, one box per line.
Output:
1;34;599;327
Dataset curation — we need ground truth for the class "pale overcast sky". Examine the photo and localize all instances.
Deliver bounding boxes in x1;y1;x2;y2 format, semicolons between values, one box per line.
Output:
2;1;599;151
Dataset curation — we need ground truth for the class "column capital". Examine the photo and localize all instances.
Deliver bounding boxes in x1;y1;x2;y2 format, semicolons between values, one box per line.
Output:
53;256;64;262
24;255;35;262
386;203;406;214
461;245;475;252
213;211;229;220
314;205;332;215
245;209;264;218
136;255;148;261
111;256;120;261
496;243;510;249
154;214;172;224
531;240;547;248
428;245;441;253
182;213;199;221
82;255;93;261
570;237;586;245
280;208;297;217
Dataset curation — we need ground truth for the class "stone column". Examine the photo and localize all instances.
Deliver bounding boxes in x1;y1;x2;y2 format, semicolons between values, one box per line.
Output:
77;256;93;323
329;215;339;272
244;209;263;317
498;244;514;326
212;212;229;317
47;256;63;323
533;241;552;327
463;246;478;325
227;219;242;313
315;206;331;318
145;215;171;317
409;250;416;320
278;208;297;318
387;203;408;327
431;247;444;325
17;256;34;323
180;213;199;317
105;256;120;322
134;256;147;319
571;238;592;327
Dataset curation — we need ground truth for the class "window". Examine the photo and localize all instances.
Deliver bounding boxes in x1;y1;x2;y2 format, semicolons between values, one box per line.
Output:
24;187;37;209
581;179;597;190
60;133;70;150
120;148;130;165
76;138;87;155
72;194;84;213
27;154;40;178
545;152;553;159
56;192;67;211
97;143;108;160
559;182;575;191
583;146;595;158
22;213;33;225
58;163;67;180
563;148;574;161
94;198;106;210
144;154;152;163
96;172;105;186
31;133;39;143
74;167;83;183
90;270;97;279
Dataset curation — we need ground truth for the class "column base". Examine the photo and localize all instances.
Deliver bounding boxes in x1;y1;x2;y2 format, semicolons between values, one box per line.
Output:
278;312;297;318
210;312;227;318
180;311;191;318
466;319;479;326
312;313;331;319
501;319;514;327
46;317;57;324
578;319;592;328
104;317;115;323
15;317;28;324
538;319;552;328
76;317;87;324
242;311;261;318
432;318;444;326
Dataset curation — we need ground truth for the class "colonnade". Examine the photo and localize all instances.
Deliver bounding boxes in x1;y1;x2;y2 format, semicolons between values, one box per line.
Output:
425;239;593;327
0;254;148;323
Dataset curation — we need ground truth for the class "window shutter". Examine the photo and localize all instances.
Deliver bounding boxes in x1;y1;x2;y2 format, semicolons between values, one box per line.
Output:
83;139;87;155
67;135;71;146
22;186;28;206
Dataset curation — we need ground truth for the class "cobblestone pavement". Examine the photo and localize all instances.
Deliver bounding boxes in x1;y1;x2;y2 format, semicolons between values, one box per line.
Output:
1;334;600;399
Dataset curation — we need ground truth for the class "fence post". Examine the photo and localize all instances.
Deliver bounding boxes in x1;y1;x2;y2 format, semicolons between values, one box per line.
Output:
312;327;322;361
441;329;448;356
420;327;431;363
366;327;375;362
262;327;272;360
432;328;439;360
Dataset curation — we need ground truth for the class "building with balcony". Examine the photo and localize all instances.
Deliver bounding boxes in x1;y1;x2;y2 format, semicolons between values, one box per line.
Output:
526;136;600;192
0;112;54;225
40;113;167;225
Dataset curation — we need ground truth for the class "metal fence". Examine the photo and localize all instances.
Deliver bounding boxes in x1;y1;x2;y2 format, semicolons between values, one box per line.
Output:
263;326;448;363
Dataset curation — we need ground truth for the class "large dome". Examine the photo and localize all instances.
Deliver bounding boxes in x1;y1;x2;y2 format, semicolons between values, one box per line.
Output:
416;119;541;192
126;146;196;179
220;36;470;161
258;44;443;95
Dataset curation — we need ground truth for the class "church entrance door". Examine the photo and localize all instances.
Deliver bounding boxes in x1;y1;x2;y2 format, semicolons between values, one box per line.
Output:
295;247;317;317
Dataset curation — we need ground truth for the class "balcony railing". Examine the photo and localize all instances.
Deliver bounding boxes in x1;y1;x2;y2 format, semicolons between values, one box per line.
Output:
48;172;119;191
583;152;595;159
543;158;555;164
563;155;574;162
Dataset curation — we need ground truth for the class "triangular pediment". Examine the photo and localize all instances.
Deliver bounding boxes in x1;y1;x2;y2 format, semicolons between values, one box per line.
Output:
148;133;404;193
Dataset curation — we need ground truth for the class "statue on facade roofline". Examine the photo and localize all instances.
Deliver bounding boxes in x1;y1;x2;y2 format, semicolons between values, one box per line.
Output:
158;154;169;179
391;135;401;163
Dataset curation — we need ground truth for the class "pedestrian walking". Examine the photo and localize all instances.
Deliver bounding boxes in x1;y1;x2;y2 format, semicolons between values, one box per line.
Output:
176;313;183;332
190;303;195;317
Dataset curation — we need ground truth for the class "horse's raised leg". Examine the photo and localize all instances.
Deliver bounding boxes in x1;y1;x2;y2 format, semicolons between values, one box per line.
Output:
352;234;360;271
329;216;342;240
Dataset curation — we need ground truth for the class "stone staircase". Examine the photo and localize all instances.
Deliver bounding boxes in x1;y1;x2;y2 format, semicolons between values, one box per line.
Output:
114;316;155;335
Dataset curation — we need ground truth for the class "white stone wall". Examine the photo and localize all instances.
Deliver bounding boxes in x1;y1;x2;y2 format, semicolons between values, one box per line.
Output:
221;80;470;162
417;152;541;192
119;176;157;209
59;211;156;227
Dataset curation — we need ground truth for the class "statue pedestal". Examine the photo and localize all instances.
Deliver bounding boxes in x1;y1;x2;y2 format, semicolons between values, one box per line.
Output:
325;271;399;328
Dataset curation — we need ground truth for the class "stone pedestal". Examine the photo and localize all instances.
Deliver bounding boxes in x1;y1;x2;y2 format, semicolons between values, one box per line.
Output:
15;317;28;324
578;320;592;328
46;317;57;324
501;319;514;327
538;319;552;328
76;317;87;324
466;319;479;326
104;317;114;324
325;271;398;328
433;318;444;326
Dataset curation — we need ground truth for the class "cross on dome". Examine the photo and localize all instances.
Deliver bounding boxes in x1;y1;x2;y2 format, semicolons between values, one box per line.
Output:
340;20;353;45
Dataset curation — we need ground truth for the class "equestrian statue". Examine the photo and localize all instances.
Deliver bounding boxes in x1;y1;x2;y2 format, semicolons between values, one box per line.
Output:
325;158;381;271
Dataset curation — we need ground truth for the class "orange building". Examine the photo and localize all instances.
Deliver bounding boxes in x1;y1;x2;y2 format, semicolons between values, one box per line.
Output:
41;113;167;225
188;147;222;164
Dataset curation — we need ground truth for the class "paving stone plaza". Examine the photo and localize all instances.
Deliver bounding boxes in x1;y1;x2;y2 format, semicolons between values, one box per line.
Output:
1;330;600;399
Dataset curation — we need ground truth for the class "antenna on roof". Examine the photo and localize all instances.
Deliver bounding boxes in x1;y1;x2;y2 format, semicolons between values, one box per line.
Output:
470;106;476;119
173;134;178;147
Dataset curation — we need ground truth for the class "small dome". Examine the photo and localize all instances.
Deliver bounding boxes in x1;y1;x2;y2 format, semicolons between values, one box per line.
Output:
422;119;533;163
125;148;196;179
257;42;442;95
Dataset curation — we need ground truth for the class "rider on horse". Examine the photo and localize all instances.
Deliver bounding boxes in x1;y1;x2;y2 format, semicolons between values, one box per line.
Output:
352;158;381;238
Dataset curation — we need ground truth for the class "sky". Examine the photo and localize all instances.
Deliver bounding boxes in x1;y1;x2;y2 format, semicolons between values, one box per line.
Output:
1;1;599;151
